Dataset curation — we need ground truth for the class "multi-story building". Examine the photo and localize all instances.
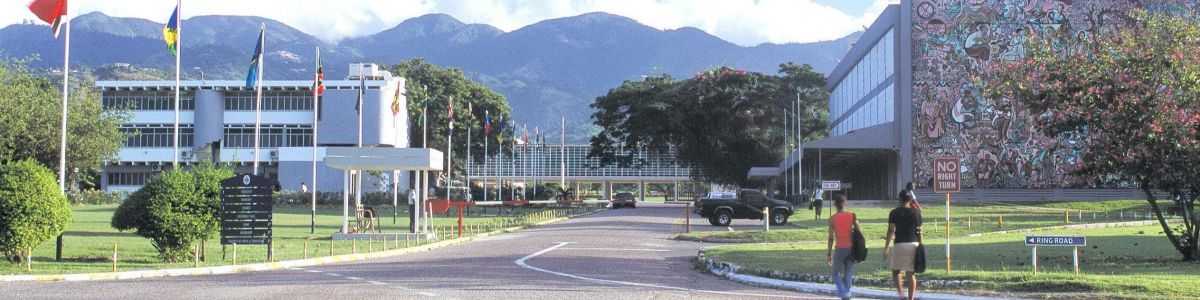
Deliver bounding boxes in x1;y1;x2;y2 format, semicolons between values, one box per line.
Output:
775;0;1193;200
466;144;693;201
99;63;410;193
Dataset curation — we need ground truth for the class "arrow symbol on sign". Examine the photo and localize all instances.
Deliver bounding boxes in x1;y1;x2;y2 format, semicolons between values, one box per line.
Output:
1027;237;1035;244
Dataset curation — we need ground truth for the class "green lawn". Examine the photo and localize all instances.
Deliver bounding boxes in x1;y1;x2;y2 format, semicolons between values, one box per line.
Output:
705;225;1198;299
2;204;597;275
681;200;1164;243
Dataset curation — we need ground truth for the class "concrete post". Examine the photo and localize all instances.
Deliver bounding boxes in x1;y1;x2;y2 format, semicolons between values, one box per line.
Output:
673;181;679;201
639;180;646;202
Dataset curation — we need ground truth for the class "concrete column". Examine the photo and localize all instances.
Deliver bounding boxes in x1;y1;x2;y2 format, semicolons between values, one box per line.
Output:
639;180;646;202
673;181;679;201
603;180;612;200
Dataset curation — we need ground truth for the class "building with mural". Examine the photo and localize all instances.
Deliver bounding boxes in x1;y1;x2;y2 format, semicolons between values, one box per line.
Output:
775;0;1194;200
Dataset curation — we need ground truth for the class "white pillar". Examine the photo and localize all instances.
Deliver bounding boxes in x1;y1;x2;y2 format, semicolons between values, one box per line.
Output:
674;181;679;201
342;170;349;234
639;180;646;202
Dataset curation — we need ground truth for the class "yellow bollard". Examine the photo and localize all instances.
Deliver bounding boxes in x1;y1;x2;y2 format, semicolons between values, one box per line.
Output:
968;216;972;231
194;244;199;267
329;239;334;256
352;239;357;254
111;245;117;272
999;214;1004;228
269;240;275;262
369;238;373;252
934;218;938;231
394;234;399;248
303;242;308;259
406;233;410;247
383;235;388;250
232;243;237;265
1065;210;1070;224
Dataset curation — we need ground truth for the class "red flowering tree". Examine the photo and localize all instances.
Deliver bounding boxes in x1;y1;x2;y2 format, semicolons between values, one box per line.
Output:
983;10;1200;260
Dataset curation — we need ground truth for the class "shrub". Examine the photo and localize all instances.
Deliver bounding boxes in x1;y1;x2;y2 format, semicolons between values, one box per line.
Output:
0;159;73;262
111;162;233;262
65;189;129;205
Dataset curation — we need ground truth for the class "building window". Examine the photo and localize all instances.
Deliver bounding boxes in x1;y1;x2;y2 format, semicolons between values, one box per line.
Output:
102;91;195;111
223;125;313;148
224;91;315;111
120;124;194;148
107;172;153;186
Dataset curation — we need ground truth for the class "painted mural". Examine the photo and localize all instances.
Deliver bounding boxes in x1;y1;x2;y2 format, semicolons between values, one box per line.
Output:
910;0;1198;189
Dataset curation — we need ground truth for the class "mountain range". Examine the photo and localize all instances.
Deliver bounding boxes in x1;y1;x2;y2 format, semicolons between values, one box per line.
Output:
0;12;859;142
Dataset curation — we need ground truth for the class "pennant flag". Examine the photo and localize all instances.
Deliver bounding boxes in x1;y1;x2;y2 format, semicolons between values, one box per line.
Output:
354;65;365;114
524;125;529;143
244;26;264;88
485;110;491;135
511;120;518;143
496;116;505;143
392;82;403;115
28;0;67;39
314;48;324;95
163;4;179;56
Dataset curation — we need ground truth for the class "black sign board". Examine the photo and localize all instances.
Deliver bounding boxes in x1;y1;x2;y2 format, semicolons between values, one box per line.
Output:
220;174;273;245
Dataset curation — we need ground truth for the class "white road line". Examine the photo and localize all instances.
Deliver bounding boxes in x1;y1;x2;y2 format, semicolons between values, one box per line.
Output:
325;273;342;277
559;248;672;252
417;292;437;297
305;270;323;273
367;281;387;285
346;276;363;280
516;242;804;299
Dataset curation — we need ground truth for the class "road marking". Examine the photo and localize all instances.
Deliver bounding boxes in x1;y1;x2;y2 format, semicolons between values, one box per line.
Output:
305;270;323;273
417;292;437;297
516;242;802;299
346;276;363;280
367;281;387;285
559;248;672;252
325;273;342;277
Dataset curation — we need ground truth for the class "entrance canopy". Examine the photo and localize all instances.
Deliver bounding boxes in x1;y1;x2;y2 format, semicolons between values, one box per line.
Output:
324;147;443;171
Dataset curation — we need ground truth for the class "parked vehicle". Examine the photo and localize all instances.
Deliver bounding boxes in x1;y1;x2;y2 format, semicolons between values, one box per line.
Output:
696;189;793;226
610;192;636;209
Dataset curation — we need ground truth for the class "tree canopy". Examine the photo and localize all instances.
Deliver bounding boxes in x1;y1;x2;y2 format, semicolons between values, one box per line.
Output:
589;63;829;186
983;10;1200;260
388;59;513;179
0;56;130;189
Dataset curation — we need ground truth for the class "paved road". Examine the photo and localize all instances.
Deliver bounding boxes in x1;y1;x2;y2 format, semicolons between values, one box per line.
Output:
1;206;826;299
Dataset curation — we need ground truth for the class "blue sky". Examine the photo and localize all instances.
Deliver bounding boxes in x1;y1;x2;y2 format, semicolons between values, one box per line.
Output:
2;0;898;46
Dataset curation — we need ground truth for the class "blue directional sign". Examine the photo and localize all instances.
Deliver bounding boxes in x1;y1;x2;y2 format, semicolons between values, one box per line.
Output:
1025;235;1086;247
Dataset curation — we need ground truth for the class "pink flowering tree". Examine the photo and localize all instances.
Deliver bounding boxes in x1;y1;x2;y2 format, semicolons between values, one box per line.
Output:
983;10;1200;260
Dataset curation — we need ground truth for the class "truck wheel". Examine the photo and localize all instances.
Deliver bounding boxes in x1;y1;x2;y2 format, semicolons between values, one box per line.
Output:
770;210;789;226
708;217;721;226
714;210;732;227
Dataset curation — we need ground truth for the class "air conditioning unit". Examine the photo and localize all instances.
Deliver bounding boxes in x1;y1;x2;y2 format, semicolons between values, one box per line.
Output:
181;150;193;159
269;150;279;160
150;164;163;172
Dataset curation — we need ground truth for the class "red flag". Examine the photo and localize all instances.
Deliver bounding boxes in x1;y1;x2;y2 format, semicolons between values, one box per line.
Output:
28;0;68;39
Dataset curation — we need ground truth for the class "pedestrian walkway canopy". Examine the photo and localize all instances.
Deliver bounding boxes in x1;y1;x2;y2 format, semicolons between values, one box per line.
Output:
323;147;443;236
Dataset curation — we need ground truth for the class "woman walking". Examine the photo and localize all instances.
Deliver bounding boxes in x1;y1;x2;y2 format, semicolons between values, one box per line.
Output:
883;190;923;300
826;195;859;300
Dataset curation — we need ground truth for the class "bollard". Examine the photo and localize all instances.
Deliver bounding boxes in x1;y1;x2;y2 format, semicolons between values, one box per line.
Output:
1120;211;1123;220
194;244;199;267
934;218;939;231
232;243;237;265
1065;210;1070;224
1093;212;1096;220
383;235;388;251
111;245;116;272
369;238;373;252
394;234;399;248
352;239;357;254
1078;210;1082;222
269;240;275;262
968;216;972;231
998;214;1004;228
406;233;410;247
329;240;334;256
303;242;308;259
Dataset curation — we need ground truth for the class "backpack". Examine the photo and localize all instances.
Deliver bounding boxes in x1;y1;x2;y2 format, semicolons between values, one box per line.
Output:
851;213;868;262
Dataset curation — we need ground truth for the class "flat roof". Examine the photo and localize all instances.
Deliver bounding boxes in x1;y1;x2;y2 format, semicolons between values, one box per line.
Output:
96;80;398;91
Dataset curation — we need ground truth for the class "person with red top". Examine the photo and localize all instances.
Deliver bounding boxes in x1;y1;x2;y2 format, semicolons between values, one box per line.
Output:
826;195;859;300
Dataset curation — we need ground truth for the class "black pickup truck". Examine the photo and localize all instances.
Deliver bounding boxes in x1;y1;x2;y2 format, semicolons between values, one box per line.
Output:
696;189;793;226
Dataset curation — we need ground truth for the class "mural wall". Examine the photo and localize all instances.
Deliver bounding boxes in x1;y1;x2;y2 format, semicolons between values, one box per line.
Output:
910;0;1198;189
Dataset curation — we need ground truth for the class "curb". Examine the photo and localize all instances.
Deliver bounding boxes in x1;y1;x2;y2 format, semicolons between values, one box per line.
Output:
0;208;603;282
696;252;1018;300
961;219;1182;238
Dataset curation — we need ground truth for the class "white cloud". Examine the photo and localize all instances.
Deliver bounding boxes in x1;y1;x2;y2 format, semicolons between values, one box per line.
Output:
1;0;899;46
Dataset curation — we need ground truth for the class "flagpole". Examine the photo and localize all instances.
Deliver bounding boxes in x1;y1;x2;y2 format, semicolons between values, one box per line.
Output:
523;124;527;201
172;0;181;168
58;11;70;195
310;46;319;234
466;106;471;202
252;23;263;176
446;96;453;202
484;114;488;202
560;117;565;187
509;122;515;201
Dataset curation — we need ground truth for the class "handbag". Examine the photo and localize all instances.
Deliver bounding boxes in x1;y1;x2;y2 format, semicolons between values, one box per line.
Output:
914;243;927;273
851;213;868;262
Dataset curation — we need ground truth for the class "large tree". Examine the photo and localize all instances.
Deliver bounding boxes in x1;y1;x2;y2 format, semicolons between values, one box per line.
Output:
388;59;512;179
589;63;829;186
0;56;131;189
984;10;1200;260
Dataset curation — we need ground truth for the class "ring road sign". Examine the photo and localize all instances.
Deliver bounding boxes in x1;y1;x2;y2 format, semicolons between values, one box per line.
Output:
1025;235;1086;247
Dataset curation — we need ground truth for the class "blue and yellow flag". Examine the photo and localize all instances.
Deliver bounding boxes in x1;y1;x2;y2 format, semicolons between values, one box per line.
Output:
245;26;264;88
163;4;180;56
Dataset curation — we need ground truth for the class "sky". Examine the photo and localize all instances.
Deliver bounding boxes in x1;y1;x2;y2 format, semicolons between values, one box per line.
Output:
2;0;899;46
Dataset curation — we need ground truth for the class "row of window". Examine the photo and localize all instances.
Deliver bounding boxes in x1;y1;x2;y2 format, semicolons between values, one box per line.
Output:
832;84;895;137
223;126;313;148
830;28;896;136
225;91;315;111
119;125;195;148
108;172;153;186
102;91;195;111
